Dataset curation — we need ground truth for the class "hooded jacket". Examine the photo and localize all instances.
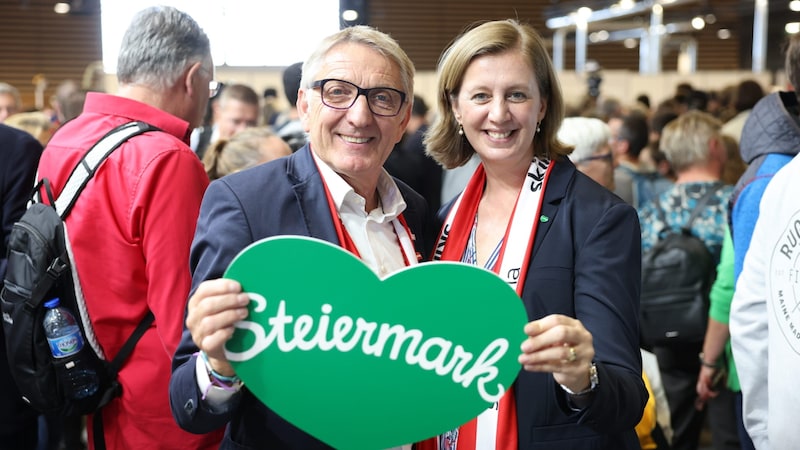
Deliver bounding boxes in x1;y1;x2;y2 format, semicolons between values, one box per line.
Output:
730;91;800;279
729;90;800;450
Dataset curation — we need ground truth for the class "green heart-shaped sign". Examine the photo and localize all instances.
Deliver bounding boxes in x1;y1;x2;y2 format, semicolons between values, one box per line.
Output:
223;236;527;449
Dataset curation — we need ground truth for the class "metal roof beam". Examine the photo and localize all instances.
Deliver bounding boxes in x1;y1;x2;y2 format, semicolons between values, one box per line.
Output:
545;0;700;30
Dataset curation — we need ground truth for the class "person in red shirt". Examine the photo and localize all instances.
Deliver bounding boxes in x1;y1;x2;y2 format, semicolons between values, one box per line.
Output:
35;6;223;450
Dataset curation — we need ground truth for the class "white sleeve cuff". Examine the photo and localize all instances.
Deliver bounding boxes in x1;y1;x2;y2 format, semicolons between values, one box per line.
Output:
195;353;240;406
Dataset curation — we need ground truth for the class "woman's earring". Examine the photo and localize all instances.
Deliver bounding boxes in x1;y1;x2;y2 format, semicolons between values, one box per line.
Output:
458;124;464;136
536;122;541;133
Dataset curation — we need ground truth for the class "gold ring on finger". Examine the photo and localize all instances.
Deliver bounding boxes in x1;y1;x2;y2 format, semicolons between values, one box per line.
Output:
566;346;577;363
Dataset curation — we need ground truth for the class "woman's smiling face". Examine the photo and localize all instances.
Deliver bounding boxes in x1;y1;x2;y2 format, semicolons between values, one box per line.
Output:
451;50;546;168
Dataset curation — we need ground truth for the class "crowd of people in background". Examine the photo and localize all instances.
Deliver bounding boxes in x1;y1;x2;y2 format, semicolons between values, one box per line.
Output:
3;4;800;450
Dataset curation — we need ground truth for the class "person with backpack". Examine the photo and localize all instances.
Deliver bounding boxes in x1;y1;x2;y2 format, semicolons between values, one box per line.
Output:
637;110;733;450
24;6;223;450
0;123;44;450
609;110;674;211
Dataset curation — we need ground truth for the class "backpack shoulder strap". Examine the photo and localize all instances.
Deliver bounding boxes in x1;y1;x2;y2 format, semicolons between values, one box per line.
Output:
109;310;154;374
50;121;159;218
682;182;723;232
92;310;154;450
652;182;722;239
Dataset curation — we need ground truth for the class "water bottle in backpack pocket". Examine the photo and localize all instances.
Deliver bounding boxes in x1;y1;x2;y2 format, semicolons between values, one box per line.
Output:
43;297;99;400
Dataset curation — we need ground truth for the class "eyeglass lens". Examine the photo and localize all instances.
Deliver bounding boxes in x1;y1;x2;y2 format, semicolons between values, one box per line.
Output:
316;79;404;116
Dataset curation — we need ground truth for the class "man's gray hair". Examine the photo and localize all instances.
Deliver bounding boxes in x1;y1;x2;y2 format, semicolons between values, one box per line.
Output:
300;26;414;100
0;82;22;109
117;6;211;92
560;117;612;163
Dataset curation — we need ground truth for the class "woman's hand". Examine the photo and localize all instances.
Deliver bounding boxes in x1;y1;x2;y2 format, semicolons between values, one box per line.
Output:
518;314;595;393
185;278;250;377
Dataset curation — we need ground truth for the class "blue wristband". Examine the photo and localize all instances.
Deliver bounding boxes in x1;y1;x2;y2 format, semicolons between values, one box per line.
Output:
199;350;240;384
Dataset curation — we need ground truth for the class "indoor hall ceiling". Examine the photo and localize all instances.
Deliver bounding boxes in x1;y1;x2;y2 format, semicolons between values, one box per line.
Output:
369;0;797;72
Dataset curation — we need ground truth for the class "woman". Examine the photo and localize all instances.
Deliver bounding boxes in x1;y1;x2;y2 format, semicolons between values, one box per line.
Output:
201;126;291;180
418;20;647;449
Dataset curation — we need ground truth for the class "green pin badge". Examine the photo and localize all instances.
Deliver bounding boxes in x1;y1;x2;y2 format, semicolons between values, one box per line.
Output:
540;214;550;222
223;236;527;450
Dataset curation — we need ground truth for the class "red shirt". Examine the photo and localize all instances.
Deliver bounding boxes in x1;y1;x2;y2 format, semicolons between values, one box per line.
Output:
38;93;222;449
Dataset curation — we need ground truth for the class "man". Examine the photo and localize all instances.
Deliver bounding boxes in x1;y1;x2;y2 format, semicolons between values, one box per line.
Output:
637;111;732;450
50;79;87;126
192;83;260;159
610;110;672;210
169;25;430;448
35;6;222;449
272;61;307;151
729;33;800;450
559;116;615;190
0;123;43;450
0;82;22;123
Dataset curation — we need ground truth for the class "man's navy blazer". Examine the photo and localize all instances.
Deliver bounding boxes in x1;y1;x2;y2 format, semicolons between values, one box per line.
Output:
170;146;431;449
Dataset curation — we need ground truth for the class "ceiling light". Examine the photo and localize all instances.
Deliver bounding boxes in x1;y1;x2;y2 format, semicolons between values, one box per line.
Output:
786;22;800;34
341;9;358;21
618;0;635;10
691;16;706;30
717;29;731;39
589;30;610;43
54;2;70;14
791;0;800;12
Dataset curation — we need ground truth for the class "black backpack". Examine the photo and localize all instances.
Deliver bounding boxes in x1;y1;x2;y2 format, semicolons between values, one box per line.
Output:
640;186;720;348
1;122;157;447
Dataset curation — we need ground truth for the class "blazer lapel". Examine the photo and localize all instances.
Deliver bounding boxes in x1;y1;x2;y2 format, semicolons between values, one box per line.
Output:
530;156;573;261
286;146;339;245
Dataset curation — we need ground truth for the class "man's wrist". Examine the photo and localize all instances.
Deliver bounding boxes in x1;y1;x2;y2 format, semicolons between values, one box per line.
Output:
200;351;242;387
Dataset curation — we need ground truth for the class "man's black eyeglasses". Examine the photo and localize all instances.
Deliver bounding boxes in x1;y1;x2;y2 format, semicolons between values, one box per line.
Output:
311;79;406;117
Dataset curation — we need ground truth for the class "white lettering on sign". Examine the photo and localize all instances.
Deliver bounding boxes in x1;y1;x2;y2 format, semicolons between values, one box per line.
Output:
226;293;509;403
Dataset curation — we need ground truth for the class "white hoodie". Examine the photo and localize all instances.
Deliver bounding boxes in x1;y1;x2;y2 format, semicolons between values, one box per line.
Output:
731;153;800;450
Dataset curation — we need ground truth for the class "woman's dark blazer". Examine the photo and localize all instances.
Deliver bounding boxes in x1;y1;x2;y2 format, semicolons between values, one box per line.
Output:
436;156;648;450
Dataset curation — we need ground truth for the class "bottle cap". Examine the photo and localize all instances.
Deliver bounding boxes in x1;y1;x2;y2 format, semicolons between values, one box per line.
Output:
44;297;61;308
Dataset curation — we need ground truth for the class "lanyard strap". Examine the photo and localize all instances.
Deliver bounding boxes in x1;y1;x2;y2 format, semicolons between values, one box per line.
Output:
317;163;418;267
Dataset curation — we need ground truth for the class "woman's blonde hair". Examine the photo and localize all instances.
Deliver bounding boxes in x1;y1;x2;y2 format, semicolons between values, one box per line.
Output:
203;127;291;180
4;111;53;145
426;19;568;169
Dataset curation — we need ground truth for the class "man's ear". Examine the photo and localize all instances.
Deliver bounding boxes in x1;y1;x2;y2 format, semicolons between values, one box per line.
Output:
709;135;728;164
298;88;311;132
184;61;203;97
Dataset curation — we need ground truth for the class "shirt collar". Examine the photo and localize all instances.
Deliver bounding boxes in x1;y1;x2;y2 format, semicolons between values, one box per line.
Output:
311;148;406;220
82;92;193;144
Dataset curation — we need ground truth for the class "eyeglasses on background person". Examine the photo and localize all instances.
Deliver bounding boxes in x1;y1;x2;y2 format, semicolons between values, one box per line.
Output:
577;152;613;164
